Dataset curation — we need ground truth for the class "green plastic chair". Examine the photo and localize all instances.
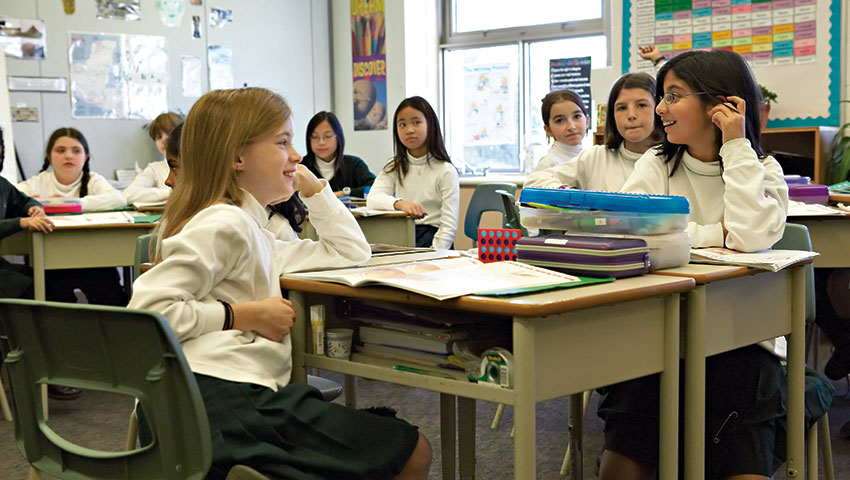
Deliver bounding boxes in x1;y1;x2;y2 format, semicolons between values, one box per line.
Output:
133;233;154;281
0;299;211;479
772;223;815;325
495;189;528;236
464;182;518;246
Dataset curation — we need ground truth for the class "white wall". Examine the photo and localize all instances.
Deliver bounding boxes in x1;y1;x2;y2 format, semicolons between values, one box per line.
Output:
0;0;330;181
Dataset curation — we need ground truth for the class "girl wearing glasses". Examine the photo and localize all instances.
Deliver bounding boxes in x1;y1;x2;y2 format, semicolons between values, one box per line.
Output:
524;72;662;191
301;111;375;199
598;50;832;480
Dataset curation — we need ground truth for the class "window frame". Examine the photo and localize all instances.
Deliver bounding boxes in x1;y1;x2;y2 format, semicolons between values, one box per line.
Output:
439;0;612;173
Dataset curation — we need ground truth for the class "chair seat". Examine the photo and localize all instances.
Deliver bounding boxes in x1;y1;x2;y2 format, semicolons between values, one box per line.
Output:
307;374;343;402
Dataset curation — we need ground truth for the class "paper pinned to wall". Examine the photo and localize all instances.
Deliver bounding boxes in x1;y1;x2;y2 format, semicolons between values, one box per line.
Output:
95;0;140;21
0;17;46;60
207;45;233;90
181;54;202;97
156;0;186;27
209;8;233;28
69;32;169;119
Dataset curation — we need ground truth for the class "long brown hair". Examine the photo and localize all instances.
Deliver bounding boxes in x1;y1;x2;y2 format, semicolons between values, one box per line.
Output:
155;88;291;258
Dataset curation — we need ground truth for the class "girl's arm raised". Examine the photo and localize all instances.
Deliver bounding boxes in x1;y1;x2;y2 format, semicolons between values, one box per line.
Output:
720;138;788;252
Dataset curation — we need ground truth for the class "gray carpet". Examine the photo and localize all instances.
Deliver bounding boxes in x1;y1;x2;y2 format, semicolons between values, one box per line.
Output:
2;366;850;478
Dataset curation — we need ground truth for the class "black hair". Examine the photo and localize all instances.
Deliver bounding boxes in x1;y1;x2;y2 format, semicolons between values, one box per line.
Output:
165;123;183;159
304;111;346;178
386;96;451;186
42;127;91;197
603;72;664;149
655;50;765;175
267;196;307;233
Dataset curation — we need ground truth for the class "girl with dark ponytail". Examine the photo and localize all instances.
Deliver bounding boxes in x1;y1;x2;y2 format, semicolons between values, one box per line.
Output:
17;127;125;211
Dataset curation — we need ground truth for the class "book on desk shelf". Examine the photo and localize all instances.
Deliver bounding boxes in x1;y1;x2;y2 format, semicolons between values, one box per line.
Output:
689;248;819;272
355;342;452;365
283;257;582;300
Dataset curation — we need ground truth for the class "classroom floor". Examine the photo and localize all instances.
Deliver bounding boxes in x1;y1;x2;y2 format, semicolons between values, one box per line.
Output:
2;344;850;479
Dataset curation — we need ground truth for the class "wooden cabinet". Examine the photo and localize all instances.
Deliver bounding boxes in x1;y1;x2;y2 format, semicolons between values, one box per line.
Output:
594;126;838;184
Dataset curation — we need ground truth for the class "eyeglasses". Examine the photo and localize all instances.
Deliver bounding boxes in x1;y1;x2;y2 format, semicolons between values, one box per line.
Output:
661;91;708;105
310;134;337;142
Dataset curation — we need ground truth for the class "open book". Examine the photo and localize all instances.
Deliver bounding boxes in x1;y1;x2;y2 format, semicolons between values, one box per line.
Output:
282;257;582;300
689;248;819;272
48;211;159;227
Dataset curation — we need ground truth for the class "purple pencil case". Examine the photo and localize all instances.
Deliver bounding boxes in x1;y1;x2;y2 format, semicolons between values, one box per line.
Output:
788;184;828;205
516;234;650;278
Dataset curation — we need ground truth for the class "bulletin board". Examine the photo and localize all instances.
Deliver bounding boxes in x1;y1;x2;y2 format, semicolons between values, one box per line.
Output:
621;0;842;128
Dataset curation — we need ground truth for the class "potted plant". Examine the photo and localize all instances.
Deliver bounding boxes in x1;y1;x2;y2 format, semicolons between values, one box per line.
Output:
826;100;850;185
758;84;778;131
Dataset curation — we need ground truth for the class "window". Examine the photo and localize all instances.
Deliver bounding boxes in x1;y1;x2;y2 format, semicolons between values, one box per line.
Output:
441;0;610;174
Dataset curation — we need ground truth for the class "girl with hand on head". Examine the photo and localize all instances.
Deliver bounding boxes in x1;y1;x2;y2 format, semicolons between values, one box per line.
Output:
531;88;591;173
129;87;432;480
123;111;183;204
301;111;375;198
599;50;831;480
17;127;126;211
525;73;662;191
366;96;460;249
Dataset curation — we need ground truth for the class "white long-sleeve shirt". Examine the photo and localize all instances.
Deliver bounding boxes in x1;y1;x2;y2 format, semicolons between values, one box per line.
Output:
128;183;370;390
366;153;460;250
621;138;788;252
531;141;583;173
122;160;171;203
525;144;643;192
17;170;126;211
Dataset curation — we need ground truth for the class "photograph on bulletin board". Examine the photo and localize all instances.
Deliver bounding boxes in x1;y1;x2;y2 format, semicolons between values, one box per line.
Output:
622;0;842;127
351;0;387;131
0;17;46;60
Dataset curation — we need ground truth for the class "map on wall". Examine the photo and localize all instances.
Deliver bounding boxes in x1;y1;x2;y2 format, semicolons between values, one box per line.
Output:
69;32;168;119
623;0;842;127
463;63;515;146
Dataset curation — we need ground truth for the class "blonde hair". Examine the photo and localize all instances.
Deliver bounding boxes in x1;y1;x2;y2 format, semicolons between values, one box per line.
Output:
154;88;291;260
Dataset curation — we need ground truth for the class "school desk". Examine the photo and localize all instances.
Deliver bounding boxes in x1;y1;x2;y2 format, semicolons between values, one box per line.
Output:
656;263;808;480
299;211;416;246
281;274;694;480
794;215;850;267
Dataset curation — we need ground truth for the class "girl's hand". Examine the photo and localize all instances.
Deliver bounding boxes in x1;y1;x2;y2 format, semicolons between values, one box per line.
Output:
232;297;296;342
21;216;54;233
393;200;427;219
708;95;746;144
293;164;324;198
28;206;46;217
638;45;662;62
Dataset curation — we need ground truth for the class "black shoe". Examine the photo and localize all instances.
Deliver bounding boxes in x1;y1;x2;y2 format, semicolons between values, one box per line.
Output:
47;385;83;400
824;348;850;380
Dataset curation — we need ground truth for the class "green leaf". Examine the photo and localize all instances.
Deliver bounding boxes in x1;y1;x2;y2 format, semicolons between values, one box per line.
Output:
826;100;850;184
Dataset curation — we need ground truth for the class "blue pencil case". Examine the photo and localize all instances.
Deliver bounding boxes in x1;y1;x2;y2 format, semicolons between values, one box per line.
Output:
516;234;650;278
518;188;690;235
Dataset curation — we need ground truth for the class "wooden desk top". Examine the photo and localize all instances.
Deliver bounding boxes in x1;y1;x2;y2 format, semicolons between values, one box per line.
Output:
49;222;156;231
281;274;694;317
654;261;811;284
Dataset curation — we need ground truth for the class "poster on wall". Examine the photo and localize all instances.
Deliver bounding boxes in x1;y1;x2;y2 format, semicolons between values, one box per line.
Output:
463;63;514;146
156;0;186;27
181;55;202;97
0;17;46;60
623;0;841;127
69;32;168;119
351;0;387;130
208;45;233;90
549;57;591;112
96;0;141;21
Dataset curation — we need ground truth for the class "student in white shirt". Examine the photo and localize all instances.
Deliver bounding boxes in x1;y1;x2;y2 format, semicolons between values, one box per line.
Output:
129;87;431;479
123;112;183;204
525;72;663;192
531;88;590;173
17;127;126;212
367;96;460;249
600;49;832;480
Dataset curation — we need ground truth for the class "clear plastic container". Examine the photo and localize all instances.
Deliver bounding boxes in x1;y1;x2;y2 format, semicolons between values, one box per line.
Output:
546;231;691;270
519;206;688;235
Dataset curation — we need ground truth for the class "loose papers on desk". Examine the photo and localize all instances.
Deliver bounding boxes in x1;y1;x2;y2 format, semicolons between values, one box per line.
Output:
689;248;819;272
349;206;406;217
47;211;159;227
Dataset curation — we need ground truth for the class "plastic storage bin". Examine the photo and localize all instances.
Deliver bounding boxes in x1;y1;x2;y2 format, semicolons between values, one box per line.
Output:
552;231;691;271
518;188;690;235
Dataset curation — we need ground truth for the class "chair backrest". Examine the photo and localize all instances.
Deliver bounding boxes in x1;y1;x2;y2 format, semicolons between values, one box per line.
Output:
495;189;527;236
133;233;153;281
772;223;816;324
464;182;518;245
0;299;211;479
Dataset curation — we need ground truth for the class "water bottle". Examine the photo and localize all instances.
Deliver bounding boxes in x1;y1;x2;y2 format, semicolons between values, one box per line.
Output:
340;187;351;208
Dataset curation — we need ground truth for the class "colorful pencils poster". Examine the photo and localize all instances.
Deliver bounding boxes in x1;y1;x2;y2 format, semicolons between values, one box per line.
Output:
351;0;387;130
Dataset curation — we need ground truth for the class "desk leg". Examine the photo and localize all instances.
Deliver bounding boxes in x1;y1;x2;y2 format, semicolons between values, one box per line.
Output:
32;232;45;301
513;317;536;479
786;267;805;478
568;393;583;479
458;396;476;479
659;294;680;480
288;291;308;385
684;286;706;480
440;393;457;480
344;375;357;408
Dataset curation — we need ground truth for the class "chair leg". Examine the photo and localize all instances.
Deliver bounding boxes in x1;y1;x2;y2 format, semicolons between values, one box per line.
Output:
807;422;818;480
28;466;42;480
819;414;835;480
126;408;138;451
491;404;506;429
0;375;12;421
560;390;593;477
